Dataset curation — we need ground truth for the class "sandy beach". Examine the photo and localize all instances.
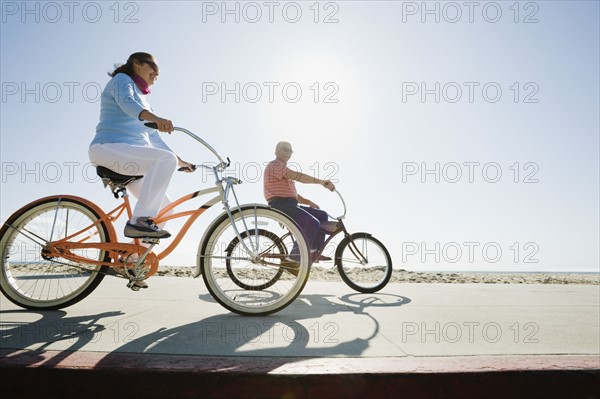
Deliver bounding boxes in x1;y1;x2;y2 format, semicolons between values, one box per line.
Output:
157;266;599;285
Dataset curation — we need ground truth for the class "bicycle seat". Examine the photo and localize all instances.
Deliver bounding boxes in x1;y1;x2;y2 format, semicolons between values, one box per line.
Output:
96;166;143;187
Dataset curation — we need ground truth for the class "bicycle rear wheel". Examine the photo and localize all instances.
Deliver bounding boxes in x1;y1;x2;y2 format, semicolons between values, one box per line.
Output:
336;233;392;293
0;196;110;310
199;205;310;316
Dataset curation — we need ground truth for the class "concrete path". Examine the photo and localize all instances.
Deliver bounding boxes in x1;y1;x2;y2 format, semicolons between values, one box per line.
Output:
1;277;599;398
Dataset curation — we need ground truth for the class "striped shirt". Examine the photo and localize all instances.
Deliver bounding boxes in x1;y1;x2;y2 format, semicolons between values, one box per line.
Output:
264;160;297;201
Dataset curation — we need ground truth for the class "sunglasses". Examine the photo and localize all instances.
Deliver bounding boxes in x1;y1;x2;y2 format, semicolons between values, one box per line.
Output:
139;59;159;73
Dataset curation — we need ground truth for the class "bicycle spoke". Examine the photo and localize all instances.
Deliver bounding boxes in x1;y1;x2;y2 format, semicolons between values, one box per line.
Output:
5;223;47;247
48;198;62;243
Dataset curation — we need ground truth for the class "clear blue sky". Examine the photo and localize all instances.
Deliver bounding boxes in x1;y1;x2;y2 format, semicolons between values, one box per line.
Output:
1;1;598;272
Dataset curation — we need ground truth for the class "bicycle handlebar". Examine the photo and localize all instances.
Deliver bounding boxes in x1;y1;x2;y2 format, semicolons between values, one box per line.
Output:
328;189;347;221
145;122;230;172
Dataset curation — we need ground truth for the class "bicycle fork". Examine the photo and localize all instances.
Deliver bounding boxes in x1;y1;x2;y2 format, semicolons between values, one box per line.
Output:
221;177;261;261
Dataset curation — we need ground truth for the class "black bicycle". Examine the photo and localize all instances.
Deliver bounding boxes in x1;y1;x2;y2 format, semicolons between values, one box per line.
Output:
225;189;393;293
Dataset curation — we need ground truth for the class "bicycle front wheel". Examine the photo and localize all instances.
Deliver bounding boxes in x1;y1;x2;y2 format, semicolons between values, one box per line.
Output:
0;196;110;310
336;233;392;293
199;205;310;316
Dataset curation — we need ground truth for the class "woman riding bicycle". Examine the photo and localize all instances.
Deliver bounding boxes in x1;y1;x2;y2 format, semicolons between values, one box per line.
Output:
88;52;194;239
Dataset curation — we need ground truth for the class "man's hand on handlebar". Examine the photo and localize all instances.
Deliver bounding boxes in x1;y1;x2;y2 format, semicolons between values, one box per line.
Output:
322;180;335;192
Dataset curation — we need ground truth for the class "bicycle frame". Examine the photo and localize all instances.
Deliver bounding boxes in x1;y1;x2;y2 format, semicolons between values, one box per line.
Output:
316;222;369;266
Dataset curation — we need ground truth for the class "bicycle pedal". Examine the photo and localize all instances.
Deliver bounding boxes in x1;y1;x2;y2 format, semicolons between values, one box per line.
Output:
128;282;140;291
126;280;147;291
142;238;160;245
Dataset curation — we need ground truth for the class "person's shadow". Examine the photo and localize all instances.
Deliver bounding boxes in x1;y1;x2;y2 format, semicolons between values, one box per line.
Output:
0;309;124;367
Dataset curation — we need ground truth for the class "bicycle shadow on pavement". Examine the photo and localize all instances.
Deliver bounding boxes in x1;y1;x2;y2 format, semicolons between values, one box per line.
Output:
0;309;124;367
93;291;411;372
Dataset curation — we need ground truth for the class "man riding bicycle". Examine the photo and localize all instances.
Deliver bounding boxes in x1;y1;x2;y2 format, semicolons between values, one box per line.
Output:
263;141;336;261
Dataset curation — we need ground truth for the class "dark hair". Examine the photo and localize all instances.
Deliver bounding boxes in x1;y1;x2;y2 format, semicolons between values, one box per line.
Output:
108;52;154;77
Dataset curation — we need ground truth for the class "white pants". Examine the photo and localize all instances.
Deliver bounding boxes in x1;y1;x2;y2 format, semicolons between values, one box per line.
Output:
89;143;177;222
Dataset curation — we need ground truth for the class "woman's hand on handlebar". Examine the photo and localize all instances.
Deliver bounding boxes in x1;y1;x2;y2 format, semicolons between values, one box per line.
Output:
177;157;196;173
155;117;174;133
140;110;173;133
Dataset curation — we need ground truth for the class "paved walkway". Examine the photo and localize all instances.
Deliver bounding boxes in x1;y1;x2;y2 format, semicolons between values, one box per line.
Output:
1;277;599;398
